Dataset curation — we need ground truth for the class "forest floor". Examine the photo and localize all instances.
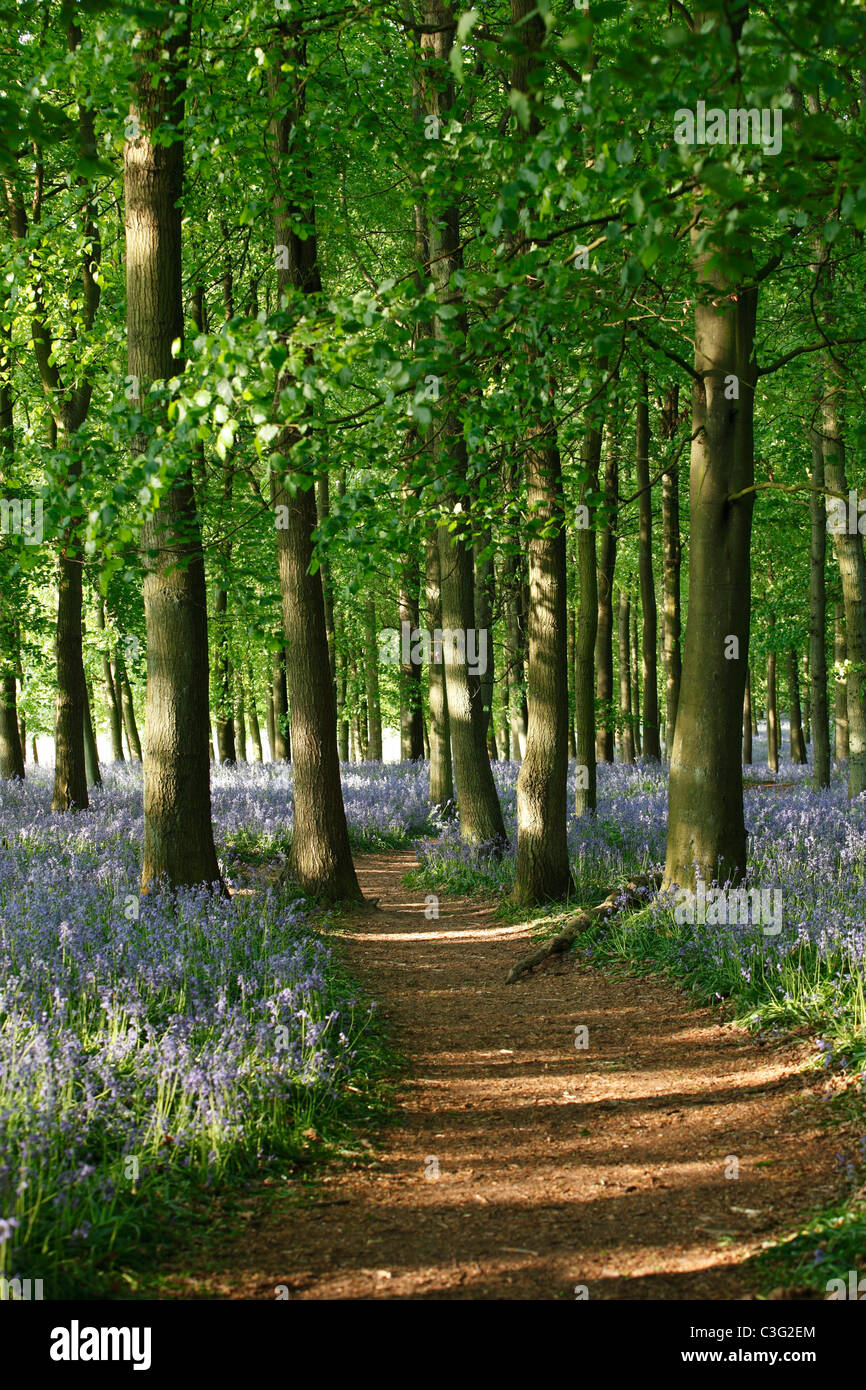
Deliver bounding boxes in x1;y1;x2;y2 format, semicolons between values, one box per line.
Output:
155;850;844;1300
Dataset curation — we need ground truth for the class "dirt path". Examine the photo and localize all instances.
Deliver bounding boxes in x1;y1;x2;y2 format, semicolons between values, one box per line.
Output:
169;851;841;1300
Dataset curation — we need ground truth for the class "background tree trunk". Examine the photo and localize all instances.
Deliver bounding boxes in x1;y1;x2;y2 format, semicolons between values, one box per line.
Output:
660;386;682;761
364;600;383;761
504;551;528;760
567;602;577;758
399;556;424;760
83;677;102;788
835;602;848;762
618;591;635;764
595;435;618;762
117;660;142;762
635;372;660;757
246;666;263;762
787;648;807;765
575;424;602;816
233;679;247;762
767;650;779;774
272;648;289;762
631;607;642;758
474;530;497;760
95;601;124;762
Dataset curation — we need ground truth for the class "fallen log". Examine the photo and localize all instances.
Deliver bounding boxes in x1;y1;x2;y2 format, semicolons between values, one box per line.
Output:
505;873;662;984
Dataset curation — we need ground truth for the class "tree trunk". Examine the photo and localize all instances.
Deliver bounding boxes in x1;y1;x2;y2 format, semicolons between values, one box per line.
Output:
787;649;807;765
52;547;89;811
83;677;102;789
337;654;350;762
0;675;24;780
835;602;848;762
595;435;618;762
822;356;866;795
269;19;360;899
513;433;571;903
507;0;571;901
567;602;577;759
425;529;453;806
246;665;263;762
266;683;276;760
233;678;247;762
802;650;811;744
423;2;505;847
316;473;337;711
399;556;424;760
272;648;289;762
125;9;222;890
213;580;236;764
364;600;383;760
0;281;25;781
95;601;124;761
635;373;660;757
660;385;682;762
631;607;642;758
474;529;496;759
5;65;98;815
618;591;635;764
505;551;528;760
767;650;779;774
663;242;757;889
743;668;752;765
117;666;141;762
575;424;602;816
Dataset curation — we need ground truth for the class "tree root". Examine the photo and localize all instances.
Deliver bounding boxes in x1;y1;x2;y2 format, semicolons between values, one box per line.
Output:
505;873;662;984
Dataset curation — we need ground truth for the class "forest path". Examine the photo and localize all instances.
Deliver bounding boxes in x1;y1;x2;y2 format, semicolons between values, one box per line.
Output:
169;850;837;1299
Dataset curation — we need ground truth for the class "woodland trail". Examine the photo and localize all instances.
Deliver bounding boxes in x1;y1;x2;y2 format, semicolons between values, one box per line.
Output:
165;851;841;1300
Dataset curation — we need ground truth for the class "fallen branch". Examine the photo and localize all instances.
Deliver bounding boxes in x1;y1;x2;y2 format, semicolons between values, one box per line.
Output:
505;873;662;984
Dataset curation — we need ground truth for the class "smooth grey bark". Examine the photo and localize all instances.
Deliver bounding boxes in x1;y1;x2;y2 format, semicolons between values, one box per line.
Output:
835;602;848;763
426;529;453;807
595;435;618;762
269;19;359;899
125;8;222;889
663;238;757;889
575;424;602;816
424;1;505;848
787;648;807;765
635;373;660;758
660;384;682;762
618;591;635;764
806;403;834;783
767;649;779;774
364;599;383;761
